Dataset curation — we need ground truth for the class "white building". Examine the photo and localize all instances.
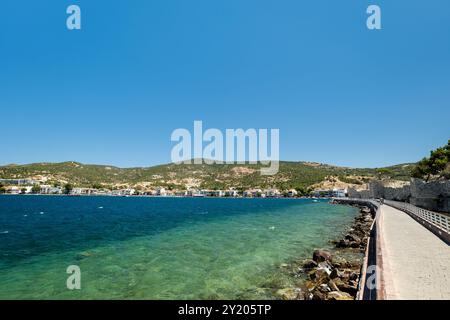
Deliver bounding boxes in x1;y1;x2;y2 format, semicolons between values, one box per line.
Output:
333;188;347;198
22;186;33;194
243;189;263;198
224;190;239;197
7;186;20;194
312;188;347;198
156;187;166;196
41;185;63;194
265;188;281;198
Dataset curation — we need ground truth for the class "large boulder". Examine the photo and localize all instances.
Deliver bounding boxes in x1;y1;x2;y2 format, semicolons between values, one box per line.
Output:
349;272;359;281
313;250;332;263
330;268;344;279
309;268;330;282
360;207;371;214
328;280;339;292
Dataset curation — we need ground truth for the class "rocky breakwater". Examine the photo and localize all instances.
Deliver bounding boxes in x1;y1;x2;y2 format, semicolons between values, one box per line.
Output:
275;205;375;300
332;205;374;250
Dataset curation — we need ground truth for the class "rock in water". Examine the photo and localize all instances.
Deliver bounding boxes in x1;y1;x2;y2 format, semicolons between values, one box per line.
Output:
312;250;332;263
302;259;318;270
327;291;353;300
360;207;371;214
275;288;303;300
75;251;95;260
345;234;361;243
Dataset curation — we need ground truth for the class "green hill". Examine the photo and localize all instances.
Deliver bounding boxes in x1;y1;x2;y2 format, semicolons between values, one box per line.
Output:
0;160;414;191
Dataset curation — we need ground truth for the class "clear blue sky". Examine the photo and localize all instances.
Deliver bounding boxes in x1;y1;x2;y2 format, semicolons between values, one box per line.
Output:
1;0;449;168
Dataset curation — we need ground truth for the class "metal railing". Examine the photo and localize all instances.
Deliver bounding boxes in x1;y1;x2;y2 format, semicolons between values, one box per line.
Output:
384;200;450;234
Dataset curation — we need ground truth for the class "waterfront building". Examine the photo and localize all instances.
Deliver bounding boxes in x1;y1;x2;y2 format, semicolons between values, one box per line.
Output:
40;185;63;194
265;188;281;198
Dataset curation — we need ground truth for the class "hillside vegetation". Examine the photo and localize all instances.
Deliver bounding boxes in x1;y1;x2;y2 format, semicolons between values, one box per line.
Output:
0;160;414;190
412;140;450;181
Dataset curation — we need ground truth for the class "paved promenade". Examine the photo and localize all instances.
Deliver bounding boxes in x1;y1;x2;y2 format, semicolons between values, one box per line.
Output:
379;204;450;300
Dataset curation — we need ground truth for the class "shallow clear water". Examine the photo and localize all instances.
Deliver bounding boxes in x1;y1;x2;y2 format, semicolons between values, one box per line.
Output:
0;195;357;299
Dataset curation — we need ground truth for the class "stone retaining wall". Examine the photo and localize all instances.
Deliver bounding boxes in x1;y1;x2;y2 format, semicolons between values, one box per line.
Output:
410;178;450;212
348;178;450;213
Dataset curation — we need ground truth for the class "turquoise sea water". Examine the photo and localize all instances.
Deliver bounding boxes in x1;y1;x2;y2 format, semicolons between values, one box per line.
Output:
0;196;357;299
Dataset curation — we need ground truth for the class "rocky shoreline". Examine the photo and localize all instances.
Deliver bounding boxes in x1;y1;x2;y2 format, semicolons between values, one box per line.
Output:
275;202;375;300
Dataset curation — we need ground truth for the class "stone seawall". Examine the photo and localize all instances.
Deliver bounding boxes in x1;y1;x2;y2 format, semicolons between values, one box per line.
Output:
410;179;450;212
348;178;450;213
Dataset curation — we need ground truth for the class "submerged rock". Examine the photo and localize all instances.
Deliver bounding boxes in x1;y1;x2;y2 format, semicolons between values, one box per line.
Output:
327;291;353;300
335;239;350;248
75;251;95;260
275;288;305;300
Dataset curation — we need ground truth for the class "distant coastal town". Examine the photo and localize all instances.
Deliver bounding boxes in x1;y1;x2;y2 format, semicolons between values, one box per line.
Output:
0;178;346;199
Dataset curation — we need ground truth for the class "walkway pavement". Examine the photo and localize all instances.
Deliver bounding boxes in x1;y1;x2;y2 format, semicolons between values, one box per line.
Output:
379;204;450;300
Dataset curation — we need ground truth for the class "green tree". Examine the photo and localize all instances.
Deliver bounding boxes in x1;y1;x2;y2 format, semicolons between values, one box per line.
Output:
296;187;306;196
21;188;27;194
32;184;41;194
92;183;103;190
63;184;73;195
412;140;450;181
376;168;393;180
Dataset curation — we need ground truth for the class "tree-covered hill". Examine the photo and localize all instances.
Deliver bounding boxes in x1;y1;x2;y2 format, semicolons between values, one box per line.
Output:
0;160;414;190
